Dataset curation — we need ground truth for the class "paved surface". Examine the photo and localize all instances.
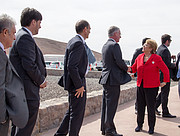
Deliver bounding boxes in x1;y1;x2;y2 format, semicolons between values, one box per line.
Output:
40;85;180;136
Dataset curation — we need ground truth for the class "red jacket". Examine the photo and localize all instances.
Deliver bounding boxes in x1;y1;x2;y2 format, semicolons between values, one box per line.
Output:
131;53;170;88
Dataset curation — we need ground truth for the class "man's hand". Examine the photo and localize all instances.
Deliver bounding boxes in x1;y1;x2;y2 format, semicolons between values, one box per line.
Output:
40;81;47;88
160;82;166;87
75;86;85;98
127;67;132;72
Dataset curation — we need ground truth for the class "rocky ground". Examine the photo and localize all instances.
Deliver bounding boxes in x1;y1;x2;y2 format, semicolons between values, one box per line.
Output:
40;75;178;102
40;76;103;102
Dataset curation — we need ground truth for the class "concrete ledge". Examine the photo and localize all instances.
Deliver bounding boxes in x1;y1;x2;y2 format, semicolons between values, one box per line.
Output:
32;86;136;135
47;69;101;78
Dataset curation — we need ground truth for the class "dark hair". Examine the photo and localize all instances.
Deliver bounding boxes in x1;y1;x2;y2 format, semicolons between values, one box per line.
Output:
161;34;172;44
142;37;150;45
20;7;42;27
75;20;89;34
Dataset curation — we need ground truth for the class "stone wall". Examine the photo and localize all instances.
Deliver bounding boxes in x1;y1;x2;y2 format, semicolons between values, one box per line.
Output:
47;69;101;78
31;69;136;135
32;86;136;135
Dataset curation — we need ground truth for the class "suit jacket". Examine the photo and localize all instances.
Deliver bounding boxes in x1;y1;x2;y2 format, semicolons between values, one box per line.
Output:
99;39;128;85
9;28;47;101
156;44;176;79
131;53;170;88
60;35;88;91
131;47;143;65
0;48;28;128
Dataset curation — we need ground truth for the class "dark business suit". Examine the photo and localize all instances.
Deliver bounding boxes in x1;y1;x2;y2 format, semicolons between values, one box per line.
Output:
156;44;176;115
9;28;47;136
131;47;143;111
0;47;28;136
177;53;180;97
99;39;128;134
55;35;88;136
131;47;143;66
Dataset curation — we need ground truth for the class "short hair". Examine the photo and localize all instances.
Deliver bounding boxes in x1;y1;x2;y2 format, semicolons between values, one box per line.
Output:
161;34;172;44
75;20;89;34
0;14;16;33
108;26;120;37
146;39;157;54
21;7;42;27
142;37;150;45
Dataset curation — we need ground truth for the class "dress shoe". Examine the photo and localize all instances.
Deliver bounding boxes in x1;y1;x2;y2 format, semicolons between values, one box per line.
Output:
135;126;142;132
54;133;66;136
102;131;105;135
155;109;161;115
105;131;123;136
148;128;154;134
162;113;176;118
135;109;137;114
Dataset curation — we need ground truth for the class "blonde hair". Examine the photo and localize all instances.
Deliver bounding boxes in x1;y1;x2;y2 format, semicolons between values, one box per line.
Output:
146;39;157;54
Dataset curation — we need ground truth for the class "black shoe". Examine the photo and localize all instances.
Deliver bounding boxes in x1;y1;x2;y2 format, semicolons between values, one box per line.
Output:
105;131;123;136
135;126;142;132
148;128;154;134
155;109;161;115
162;113;176;118
54;133;66;136
135;109;137;114
178;125;180;128
102;131;105;135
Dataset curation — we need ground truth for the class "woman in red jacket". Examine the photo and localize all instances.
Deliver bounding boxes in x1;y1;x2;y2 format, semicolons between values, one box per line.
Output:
128;39;170;134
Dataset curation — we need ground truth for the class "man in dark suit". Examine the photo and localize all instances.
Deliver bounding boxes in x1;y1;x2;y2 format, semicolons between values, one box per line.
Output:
54;20;90;136
99;26;129;136
0;14;28;136
131;38;150;114
9;8;47;136
155;34;176;118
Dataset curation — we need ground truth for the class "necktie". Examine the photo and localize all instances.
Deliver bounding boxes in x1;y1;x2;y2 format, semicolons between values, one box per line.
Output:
84;43;96;64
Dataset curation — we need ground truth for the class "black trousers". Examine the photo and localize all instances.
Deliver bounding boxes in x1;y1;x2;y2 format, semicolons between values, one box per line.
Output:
11;100;40;136
55;90;86;136
156;82;170;114
101;84;120;133
137;83;158;129
0;119;9;136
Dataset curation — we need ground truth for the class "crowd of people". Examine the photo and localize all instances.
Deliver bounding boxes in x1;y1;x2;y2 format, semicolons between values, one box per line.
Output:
0;7;179;136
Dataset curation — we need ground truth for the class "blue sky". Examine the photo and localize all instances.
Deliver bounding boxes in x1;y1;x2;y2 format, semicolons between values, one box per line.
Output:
2;0;180;59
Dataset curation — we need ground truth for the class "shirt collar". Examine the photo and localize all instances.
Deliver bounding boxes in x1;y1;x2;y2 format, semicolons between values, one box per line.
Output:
0;42;5;51
109;38;116;43
77;34;85;44
23;27;33;37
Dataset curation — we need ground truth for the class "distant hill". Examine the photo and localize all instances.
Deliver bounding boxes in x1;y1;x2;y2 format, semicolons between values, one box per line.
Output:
34;37;102;61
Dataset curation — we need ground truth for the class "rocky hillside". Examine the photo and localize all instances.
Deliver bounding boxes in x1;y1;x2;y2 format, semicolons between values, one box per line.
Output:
34;37;102;61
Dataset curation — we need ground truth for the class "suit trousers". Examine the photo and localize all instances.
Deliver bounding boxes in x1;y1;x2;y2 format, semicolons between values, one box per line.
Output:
155;82;170;114
101;84;120;133
0;119;9;136
178;81;180;98
56;90;86;136
11;100;39;136
137;83;158;129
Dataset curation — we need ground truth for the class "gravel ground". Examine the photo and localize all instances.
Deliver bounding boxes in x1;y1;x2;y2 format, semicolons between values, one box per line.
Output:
40;76;104;102
40;75;178;102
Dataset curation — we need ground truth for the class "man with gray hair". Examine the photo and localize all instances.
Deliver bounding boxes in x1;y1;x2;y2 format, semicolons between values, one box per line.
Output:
99;26;130;136
0;14;28;136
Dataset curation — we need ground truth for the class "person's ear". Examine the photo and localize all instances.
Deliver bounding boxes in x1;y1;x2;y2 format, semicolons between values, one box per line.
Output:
3;28;8;36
